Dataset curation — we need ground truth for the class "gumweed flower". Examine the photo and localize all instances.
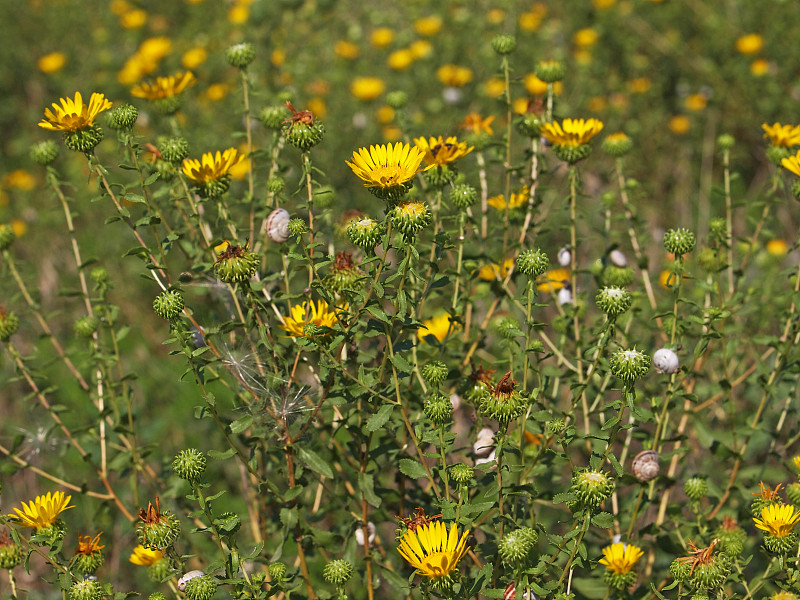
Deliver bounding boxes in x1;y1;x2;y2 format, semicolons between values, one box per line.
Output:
213;241;261;283
413;15;443;37
280;299;339;337
419;313;458;344
754;504;799;554
536;268;570;293
751;58;770;76
668;115;690;135
571;469;615;508
397;519;469;588
762;123;800;148
129;544;164;566
9;491;74;530
736;33;763;55
409;40;433;59
488;187;529;211
387;48;414;71
38;92;112;154
136;497;181;550
37;52;67;74
182;47;208;70
72;532;105;575
131;72;196;115
541;118;604;163
599;542;643;591
391;200;432;240
436;64;473;87
685;93;707;112
181;147;243;198
478;258;515;281
766;239;788;257
414;136;473;167
350;77;386;101
370;27;395;48
573;27;599;48
346;142;428;201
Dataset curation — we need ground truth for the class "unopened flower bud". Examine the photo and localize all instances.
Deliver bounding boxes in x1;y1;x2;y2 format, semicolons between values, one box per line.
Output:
347;217;384;251
30;140;60;166
449;463;474;486
226;42;256;68
268;562;287;582
421;360;448;385
184;573;217;600
74;316;100;338
266;176;285;194
172;448;207;482
107;104;139;130
449;183;477;210
158;137;189;164
391;200;431;241
570;469;614;507
516;248;549;278
0;309;20;342
535;60;565;83
288;218;308;237
717;134;735;151
610;348;650;384
491;34;517;55
595;286;632;317
602;265;635;287
664;227;696;256
498;527;538;567
517;113;542;138
385;90;408;109
259;105;290;130
323;559;354;585
0;224;16;251
65;124;104;154
153;290;184;320
683;476;708;502
284;120;325;151
602;132;633;157
424;391;453;425
69;579;103;600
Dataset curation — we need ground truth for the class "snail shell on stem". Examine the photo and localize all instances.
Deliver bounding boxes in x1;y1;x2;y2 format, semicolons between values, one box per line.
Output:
266;208;290;243
632;450;659;482
178;570;205;592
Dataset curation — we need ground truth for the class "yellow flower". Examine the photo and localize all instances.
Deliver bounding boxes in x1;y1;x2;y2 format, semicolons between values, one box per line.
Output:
38;92;112;132
398;520;469;578
414;136;473;166
271;48;285;67
419;314;457;343
763;123;800;148
414;15;443;37
409;40;433;59
766;239;788;257
371;27;395;48
346;142;427;192
436;64;473;87
182;148;243;184
599;542;643;574
573;27;599;48
139;37;172;63
181;47;208;70
131;72;196;100
334;40;359;60
129;544;164;566
280;299;339;337
523;74;547;96
512;98;529;115
537;268;570;293
120;8;147;29
461;113;494;136
11;220;27;238
383;126;402;142
478;258;514;281
540;118;604;147
627;77;652;94
488;187;529;210
487;8;505;23
376;105;395;124
793;456;800;472
751;59;770;76
685;93;707;112
519;12;543;32
3;170;36;191
205;83;229;102
388;49;414;71
9;491;74;529
308;97;327;120
668;115;690;135
38;52;67;74
110;0;132;15
485;77;506;99
736;33;763;55
228;4;249;24
592;0;616;8
754;504;800;538
350;77;386;101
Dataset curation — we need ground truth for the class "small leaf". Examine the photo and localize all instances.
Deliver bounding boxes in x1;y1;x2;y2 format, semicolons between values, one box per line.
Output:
297;446;334;480
398;458;428;480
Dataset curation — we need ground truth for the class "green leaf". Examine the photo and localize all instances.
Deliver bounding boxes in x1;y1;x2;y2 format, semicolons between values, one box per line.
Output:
358;472;381;507
591;512;614;529
365;404;394;432
143;172;161;186
398;458;428;480
229;415;253;434
207;448;236;460
297;446;334;480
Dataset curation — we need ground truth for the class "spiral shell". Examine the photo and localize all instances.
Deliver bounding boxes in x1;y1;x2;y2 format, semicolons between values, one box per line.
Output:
653;347;679;374
632;450;660;482
178;570;204;592
266;208;290;243
609;249;628;267
355;522;376;546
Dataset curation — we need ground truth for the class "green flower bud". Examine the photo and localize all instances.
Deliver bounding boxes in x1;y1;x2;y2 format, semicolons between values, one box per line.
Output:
323;559;354;585
764;531;797;554
791;180;800;202
74;315;99;338
284;121;325;151
214;243;261;283
64;124;104;154
68;579;103;600
390;200;431;241
421;360;449;386
288;218;308;237
196;176;231;199
669;558;691;582
184;574;217;600
150;593;168;600
423;165;457;188
535;60;565;83
708;218;727;243
786;482;800;506
498;527;537;567
226;42;256;68
548;418;566;434
449;183;478;210
766;145;790;166
601;192;617;210
683;476;708;502
385;91;408;109
172;448;207;482
326;252;361;294
137;498;181;550
0;531;24;569
347;217;384;251
664;227;696;256
148;558;172;582
604;569;637;592
153;290;184;320
478;373;527;425
449;463;474;486
491;34;517;55
517;113;542;138
696;247;726;272
601;132;633;157
424;391;453;426
717;134;735;151
689;558;728;589
30;140;60;166
552;143;592;164
107;103;139;130
0;309;20;342
30;520;66;546
609;348;650;384
570;469;614;507
259;105;290;130
158;137;189;164
517;248;549;278
268;562;287;582
90;267;109;284
494;317;523;340
214;512;241;536
153;95;184;116
0;224;16;251
595;286;632;317
602;265;635;287
266;176;285;194
72;551;105;576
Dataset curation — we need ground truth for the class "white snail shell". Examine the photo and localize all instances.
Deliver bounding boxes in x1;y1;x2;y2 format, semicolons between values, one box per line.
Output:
355;522;376;546
558;246;571;267
473;427;495;456
503;583;533;600
632;450;660;482
178;570;205;592
266;208;291;243
653;348;679;374
557;287;573;306
609;249;628;267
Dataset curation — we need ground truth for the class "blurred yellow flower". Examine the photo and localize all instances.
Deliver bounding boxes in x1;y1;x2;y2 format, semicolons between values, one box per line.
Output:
3;170;36;191
129;545;164;566
518;12;543;32
409;40;433;59
383;126;402;142
736;33;763;55
120;9;147;29
271;48;286;67
414;136;473;166
541;118;604;147
592;0;617;8
351;77;386;101
414;15;443;37
371;27;395;48
763;123;800;148
10;491;74;529
512;98;529;114
39;92;112;132
205;83;229;102
750;59;770;76
110;0;132;15
766;239;788;257
437;64;473;87
280;299;339;337
461;113;494;136
485;77;506;99
376;105;395;124
181;47;208;70
12;220;27;238
487;8;505;23
388;49;414;71
139;37;172;62
685;93;707;112
781;151;800;177
228;4;249;24
478;258;514;281
182;148;244;184
588;97;607;112
573;28;599;48
537;268;570;293
334;40;359;60
668;115;690;135
37;52;66;74
627;77;652;94
419;314;457;343
308;97;327;120
488;187;529;210
132;72;196;100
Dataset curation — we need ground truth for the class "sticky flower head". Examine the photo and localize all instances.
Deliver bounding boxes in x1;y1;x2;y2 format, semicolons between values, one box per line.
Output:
599;542;643;574
762;123;800;148
754;503;800;537
280;299;339;337
397;519;469;579
10;491;74;529
346;142;428;201
181;148;243;198
129;544;164;566
131;72;196;100
414;136;474;166
541;118;604;147
39;92;112;132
